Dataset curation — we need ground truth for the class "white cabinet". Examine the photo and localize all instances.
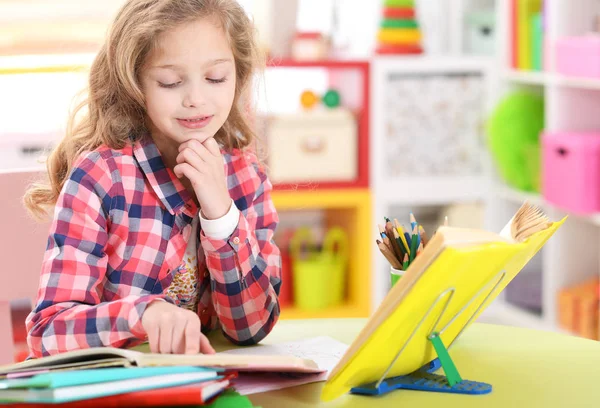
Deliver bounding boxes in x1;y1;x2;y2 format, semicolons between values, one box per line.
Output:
370;56;494;307
483;0;600;337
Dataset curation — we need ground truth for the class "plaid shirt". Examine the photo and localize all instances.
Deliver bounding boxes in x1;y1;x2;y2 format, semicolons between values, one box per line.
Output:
26;137;281;358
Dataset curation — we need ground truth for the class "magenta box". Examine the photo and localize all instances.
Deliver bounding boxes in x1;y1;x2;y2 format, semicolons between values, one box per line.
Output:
555;36;600;78
542;131;600;214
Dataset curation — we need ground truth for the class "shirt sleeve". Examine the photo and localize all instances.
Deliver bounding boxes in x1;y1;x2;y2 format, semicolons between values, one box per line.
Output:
200;153;281;346
199;199;240;240
25;153;168;358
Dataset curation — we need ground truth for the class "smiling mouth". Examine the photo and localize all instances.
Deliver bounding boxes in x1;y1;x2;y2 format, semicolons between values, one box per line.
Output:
179;115;212;122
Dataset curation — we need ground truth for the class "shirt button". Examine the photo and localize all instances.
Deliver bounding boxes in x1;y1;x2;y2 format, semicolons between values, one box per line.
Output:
232;237;240;245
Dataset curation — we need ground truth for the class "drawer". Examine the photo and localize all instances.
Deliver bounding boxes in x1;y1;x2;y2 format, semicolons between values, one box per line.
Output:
266;109;358;184
542;131;600;214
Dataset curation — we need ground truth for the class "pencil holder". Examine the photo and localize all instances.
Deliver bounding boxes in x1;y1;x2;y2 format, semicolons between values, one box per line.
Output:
290;227;349;310
390;267;404;288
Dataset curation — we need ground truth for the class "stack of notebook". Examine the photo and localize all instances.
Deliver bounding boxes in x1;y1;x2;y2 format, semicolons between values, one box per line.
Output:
0;345;323;407
0;366;233;407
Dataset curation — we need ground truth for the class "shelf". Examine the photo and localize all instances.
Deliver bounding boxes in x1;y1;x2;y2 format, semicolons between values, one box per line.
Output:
373;55;493;71
503;69;547;86
493;183;544;207
271;188;371;210
264;59;370;190
493;183;600;226
504;69;600;91
273;180;368;191
280;303;368;320
378;176;488;205
267;58;369;70
479;300;559;333
551;74;600;91
272;188;373;320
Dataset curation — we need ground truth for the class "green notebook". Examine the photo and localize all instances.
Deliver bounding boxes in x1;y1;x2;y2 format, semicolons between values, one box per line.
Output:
531;12;543;71
0;368;220;404
0;366;217;390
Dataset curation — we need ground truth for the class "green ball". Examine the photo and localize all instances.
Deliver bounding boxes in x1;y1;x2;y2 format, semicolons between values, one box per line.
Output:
486;91;544;192
323;89;341;108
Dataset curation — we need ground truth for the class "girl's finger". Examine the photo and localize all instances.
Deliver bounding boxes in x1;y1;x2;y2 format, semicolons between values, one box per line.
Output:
146;322;160;354
158;318;174;354
199;333;216;354
177;148;211;174
171;317;188;354
182;139;217;164
202;137;221;157
184;315;201;354
173;162;200;182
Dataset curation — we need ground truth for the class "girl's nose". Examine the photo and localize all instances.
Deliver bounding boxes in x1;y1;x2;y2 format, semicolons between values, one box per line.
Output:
182;85;206;108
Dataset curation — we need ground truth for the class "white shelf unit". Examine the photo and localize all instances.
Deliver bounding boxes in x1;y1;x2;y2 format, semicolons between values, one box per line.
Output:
484;0;600;336
370;55;496;308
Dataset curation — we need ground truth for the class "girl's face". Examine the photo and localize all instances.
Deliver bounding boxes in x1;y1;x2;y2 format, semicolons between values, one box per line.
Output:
141;17;236;147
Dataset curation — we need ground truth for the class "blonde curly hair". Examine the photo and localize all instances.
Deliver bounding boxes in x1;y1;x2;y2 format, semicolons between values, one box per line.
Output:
24;0;263;219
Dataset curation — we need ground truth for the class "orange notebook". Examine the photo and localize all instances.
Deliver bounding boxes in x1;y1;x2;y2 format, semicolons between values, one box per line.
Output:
9;376;234;408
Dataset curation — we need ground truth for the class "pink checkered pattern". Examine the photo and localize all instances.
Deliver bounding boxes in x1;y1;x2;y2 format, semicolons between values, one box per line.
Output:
26;137;281;357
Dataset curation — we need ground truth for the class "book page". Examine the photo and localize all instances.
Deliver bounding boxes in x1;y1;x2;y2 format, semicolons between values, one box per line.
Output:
0;347;137;376
217;336;348;395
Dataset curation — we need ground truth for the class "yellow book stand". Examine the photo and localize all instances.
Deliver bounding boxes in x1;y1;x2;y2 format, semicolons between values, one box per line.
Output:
321;217;566;401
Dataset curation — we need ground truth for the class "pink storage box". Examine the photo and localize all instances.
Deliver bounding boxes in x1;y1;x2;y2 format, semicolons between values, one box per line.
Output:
555;36;600;78
542;131;600;214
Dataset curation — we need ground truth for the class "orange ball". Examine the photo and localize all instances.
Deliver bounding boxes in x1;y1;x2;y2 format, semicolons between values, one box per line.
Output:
300;90;319;109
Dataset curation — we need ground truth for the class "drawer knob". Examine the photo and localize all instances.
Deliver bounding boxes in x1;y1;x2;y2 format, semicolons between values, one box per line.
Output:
301;135;326;154
557;147;568;156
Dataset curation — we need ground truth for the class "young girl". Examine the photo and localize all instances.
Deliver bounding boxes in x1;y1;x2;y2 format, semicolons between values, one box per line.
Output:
24;0;281;358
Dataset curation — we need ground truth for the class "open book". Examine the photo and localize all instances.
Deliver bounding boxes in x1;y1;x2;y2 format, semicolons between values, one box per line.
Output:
321;202;566;401
0;345;322;378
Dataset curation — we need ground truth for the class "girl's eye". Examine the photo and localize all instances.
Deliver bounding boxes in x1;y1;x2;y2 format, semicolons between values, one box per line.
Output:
207;77;227;84
158;81;181;88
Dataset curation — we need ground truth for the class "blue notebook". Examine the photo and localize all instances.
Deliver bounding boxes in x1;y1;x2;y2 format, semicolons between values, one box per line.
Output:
0;367;221;403
0;366;220;389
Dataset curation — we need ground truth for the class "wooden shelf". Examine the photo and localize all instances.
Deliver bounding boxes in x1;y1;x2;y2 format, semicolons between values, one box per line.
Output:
272;188;373;320
272;189;370;210
265;60;370;190
266;59;369;70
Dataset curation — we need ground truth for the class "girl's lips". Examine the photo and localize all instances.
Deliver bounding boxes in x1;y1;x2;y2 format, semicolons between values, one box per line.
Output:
177;115;214;129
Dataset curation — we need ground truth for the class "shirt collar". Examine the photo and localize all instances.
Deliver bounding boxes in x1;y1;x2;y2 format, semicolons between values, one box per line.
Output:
132;136;198;216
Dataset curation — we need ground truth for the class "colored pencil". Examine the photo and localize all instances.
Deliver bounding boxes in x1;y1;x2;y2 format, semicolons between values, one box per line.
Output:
392;228;409;256
409;225;419;263
377;239;402;269
419;225;429;247
410;212;417;230
385;221;404;260
393;219;410;255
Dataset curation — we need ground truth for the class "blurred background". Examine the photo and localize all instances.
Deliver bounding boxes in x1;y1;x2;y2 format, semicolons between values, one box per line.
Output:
1;0;599;362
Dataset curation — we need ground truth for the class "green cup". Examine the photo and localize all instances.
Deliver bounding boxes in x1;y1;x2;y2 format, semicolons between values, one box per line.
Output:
390;267;404;288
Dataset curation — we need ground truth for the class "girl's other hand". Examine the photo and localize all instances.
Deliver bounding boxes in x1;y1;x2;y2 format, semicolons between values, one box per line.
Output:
141;300;215;354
